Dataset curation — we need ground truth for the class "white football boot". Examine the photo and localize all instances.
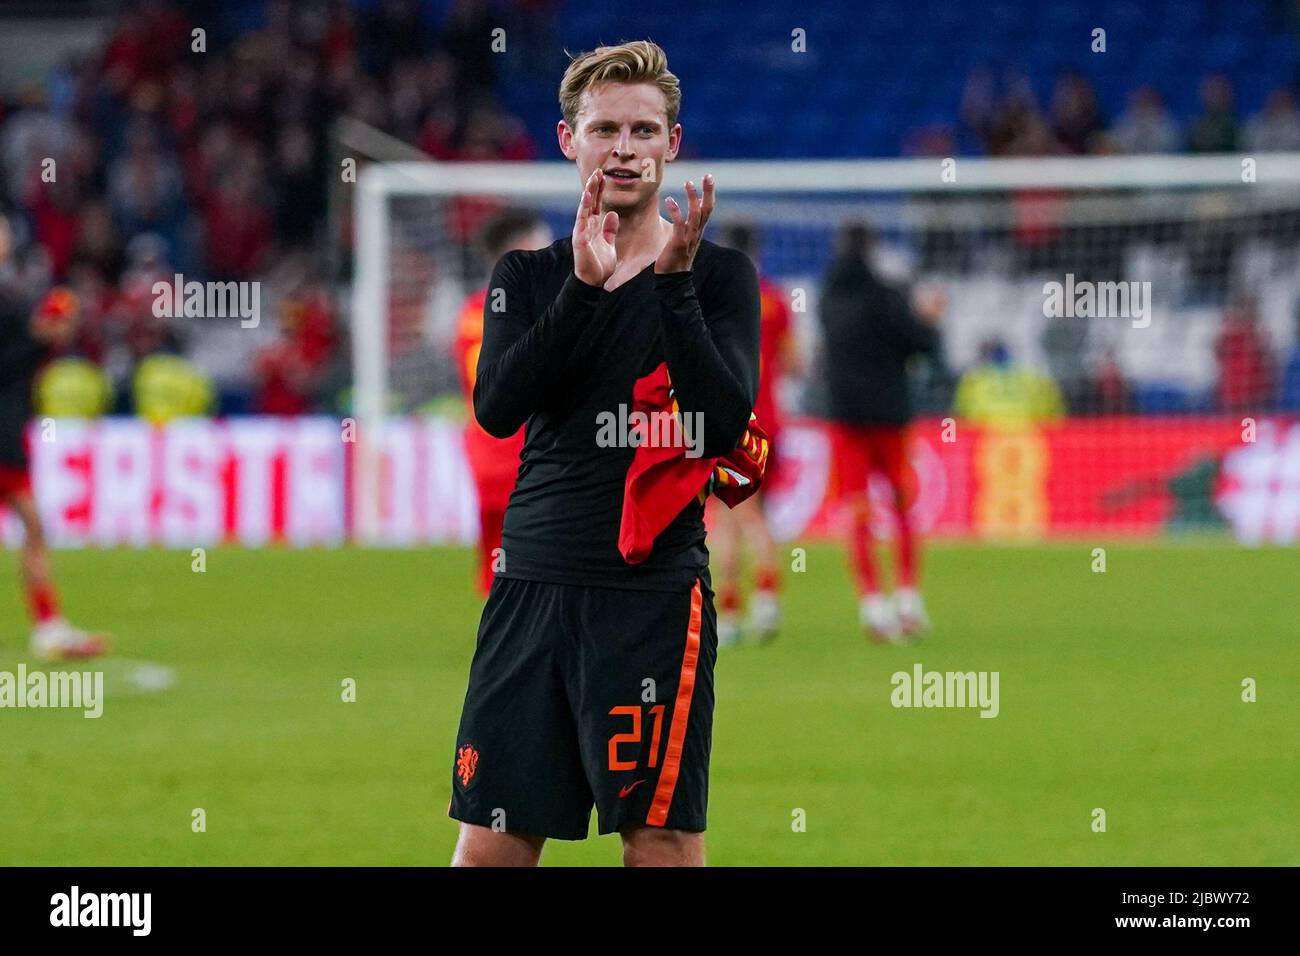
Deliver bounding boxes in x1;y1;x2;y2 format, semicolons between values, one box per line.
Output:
747;590;780;644
894;587;931;641
859;593;901;645
30;618;110;662
717;611;742;649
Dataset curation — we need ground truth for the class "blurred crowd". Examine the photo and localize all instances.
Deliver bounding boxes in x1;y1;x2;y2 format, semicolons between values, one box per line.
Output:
0;0;540;417
904;68;1300;157
818;235;1300;427
945;293;1300;426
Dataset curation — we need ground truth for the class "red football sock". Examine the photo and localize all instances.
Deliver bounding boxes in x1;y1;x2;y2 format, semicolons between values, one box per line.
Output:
849;509;879;595
28;581;60;623
719;583;741;613
894;501;918;589
755;566;780;594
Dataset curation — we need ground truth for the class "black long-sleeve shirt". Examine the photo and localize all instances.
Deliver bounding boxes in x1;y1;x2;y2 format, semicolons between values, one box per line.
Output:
817;255;939;425
475;236;759;591
0;288;43;467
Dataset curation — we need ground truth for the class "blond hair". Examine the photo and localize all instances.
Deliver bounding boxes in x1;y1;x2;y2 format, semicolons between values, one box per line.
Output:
559;40;681;129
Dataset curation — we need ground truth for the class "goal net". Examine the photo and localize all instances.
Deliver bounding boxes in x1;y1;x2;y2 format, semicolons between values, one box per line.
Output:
350;155;1300;545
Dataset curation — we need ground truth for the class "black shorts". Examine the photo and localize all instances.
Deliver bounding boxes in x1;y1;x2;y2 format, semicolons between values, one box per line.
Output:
449;572;718;840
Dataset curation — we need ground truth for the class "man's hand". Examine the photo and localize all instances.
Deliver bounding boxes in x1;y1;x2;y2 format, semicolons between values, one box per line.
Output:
572;169;618;287
655;174;714;275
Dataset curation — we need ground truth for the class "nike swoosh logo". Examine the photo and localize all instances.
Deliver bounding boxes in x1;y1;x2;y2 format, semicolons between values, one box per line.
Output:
619;779;647;798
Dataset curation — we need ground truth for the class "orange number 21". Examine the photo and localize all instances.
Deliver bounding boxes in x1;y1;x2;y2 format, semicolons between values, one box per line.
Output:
607;704;666;771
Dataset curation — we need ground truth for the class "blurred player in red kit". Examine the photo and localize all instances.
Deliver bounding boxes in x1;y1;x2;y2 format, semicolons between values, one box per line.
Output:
453;210;553;593
0;265;110;660
708;223;798;645
818;222;944;643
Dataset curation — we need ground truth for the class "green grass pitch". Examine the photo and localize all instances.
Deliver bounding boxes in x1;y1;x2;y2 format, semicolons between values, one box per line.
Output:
1;542;1295;866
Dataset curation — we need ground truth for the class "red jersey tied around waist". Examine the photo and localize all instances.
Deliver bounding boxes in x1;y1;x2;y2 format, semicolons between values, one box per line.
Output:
618;362;771;564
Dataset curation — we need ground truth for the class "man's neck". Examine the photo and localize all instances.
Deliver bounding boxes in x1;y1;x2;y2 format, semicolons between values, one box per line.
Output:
608;198;671;264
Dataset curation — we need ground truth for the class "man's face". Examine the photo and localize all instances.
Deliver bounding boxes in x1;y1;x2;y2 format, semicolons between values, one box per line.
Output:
558;82;681;213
